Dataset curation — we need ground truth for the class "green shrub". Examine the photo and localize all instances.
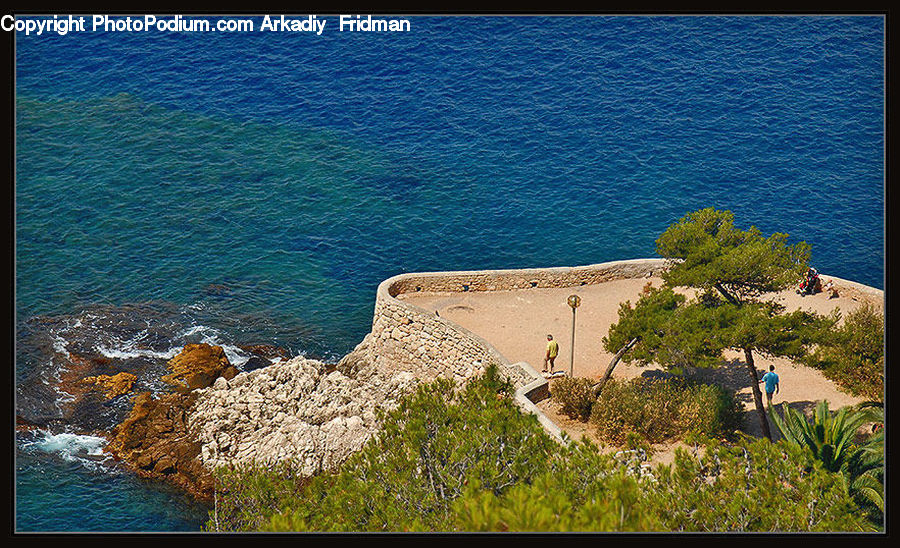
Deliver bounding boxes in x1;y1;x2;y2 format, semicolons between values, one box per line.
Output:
622;431;652;453
204;462;310;532
804;304;884;400
589;377;741;445
644;437;874;531
769;400;884;525
207;367;874;532
550;377;596;421
451;437;874;532
242;364;558;532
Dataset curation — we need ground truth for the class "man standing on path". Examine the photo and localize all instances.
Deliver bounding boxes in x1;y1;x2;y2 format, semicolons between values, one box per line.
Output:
543;334;559;374
760;365;779;406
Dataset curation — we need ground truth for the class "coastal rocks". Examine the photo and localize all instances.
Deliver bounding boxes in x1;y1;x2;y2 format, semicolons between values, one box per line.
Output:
336;333;376;377
242;356;272;372
189;350;418;476
103;343;245;499
162;343;239;391
16;302;194;430
238;344;291;361
79;372;137;400
106;391;213;499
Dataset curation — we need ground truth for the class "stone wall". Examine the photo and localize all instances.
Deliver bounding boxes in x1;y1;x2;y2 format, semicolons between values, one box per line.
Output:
386;258;667;297
360;258;669;442
820;274;885;308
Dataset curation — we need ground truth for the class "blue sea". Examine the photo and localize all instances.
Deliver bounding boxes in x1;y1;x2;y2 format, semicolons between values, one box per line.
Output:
14;15;884;531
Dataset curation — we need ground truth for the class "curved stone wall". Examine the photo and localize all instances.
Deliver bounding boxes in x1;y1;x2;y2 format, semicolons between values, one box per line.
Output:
361;258;669;442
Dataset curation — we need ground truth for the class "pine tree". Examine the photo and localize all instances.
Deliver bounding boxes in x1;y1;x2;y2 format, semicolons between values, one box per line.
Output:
604;208;827;440
654;208;819;440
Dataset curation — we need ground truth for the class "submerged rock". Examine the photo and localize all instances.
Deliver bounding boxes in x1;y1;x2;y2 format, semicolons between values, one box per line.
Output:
242;356;272;372
15;302;190;430
238;344;291;361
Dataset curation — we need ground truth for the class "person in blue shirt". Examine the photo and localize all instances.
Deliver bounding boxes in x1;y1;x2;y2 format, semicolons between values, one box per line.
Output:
759;365;779;406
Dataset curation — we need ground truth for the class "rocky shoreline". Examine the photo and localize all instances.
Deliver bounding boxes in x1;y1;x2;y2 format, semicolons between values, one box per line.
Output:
99;336;422;500
20;263;885;506
191;337;418;476
14;302;436;503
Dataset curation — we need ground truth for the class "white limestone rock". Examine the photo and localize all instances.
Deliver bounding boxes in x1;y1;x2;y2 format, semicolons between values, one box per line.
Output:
189;353;421;477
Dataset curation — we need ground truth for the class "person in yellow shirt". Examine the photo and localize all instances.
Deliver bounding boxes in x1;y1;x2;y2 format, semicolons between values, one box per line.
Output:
543;334;559;373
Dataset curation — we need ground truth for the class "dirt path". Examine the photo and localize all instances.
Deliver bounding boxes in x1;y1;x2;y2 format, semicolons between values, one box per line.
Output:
399;275;882;441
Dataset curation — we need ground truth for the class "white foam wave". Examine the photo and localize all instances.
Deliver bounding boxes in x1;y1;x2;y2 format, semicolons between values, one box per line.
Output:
94;344;179;361
24;431;112;470
214;343;249;367
178;325;221;338
52;335;69;356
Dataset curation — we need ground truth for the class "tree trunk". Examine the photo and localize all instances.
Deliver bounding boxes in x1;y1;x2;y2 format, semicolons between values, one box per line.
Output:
744;347;772;441
714;282;740;305
592;338;639;398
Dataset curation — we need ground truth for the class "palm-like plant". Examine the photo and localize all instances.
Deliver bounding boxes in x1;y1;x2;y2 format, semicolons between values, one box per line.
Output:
768;400;884;516
844;402;884;514
768;400;865;472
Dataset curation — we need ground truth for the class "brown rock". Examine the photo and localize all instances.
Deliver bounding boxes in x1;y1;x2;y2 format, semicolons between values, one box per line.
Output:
52;354;137;425
107;391;213;500
58;353;103;393
16;415;42;432
80;372;137;400
154;456;177;474
163;343;236;391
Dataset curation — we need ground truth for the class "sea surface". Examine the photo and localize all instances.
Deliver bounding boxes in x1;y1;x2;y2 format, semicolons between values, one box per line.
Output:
14;15;884;531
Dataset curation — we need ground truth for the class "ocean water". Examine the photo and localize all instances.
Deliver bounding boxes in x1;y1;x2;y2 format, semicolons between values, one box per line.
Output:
14;16;884;531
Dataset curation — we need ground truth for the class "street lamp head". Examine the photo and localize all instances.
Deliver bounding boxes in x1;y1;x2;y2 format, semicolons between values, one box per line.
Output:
567;294;581;309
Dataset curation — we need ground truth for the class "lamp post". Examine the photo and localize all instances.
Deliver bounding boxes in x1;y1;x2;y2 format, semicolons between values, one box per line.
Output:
567;294;581;377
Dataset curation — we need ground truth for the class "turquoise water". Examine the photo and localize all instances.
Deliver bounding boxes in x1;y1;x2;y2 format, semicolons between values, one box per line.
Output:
15;16;884;531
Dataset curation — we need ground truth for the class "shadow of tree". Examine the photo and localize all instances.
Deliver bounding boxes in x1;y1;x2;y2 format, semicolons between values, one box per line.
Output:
778;400;818;417
638;358;767;407
638;369;677;381
636;358;806;440
634;358;840;441
682;358;767;392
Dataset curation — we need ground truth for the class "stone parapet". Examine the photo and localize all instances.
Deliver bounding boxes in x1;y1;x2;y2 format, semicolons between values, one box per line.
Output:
364;258;669;443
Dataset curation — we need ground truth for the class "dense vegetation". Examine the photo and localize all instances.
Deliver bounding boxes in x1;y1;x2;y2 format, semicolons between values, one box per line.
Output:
589;377;742;445
802;303;884;401
769;400;884;525
453;437;872;532
206;367;876;532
